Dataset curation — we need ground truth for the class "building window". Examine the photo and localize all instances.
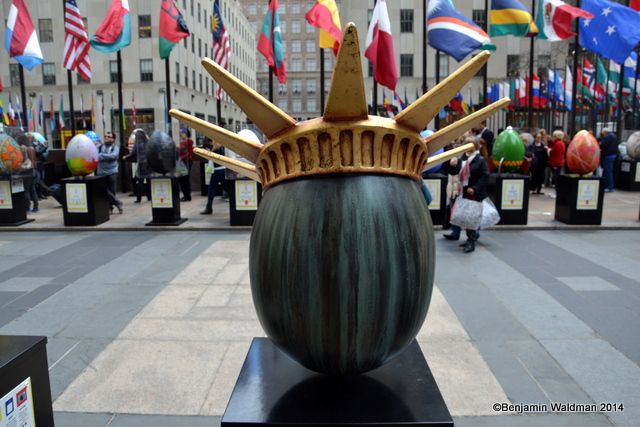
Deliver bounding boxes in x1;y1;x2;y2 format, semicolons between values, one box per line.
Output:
199;74;203;92
307;79;316;94
140;59;153;81
281;21;286;33
192;70;196;90
292;79;302;94
306;23;314;33
278;99;288;111
190;0;194;16
507;55;520;77
472;10;487;29
305;59;316;72
183;36;187;48
438;52;449;76
280;4;286;13
278;84;287;95
176;62;180;84
306;40;315;53
307;98;316;112
184;66;188;86
110;60;118;83
400;10;413;33
400;54;413;77
198;38;202;57
197;2;201;23
42;63;56;85
292;3;300;14
206;78;209;94
292;20;301;33
138;15;151;38
9;64;20;87
291;40;301;53
204;10;207;29
368;9;373;26
38;19;53;42
291;59;302;72
292;98;302;113
248;4;256;14
324;55;332;70
324;79;330;92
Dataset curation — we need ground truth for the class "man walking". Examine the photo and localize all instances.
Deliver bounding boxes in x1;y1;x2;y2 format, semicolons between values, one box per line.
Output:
599;128;618;192
98;132;123;213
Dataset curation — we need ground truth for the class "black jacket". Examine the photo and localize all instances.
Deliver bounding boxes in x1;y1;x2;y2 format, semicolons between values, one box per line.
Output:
600;133;619;157
450;153;490;201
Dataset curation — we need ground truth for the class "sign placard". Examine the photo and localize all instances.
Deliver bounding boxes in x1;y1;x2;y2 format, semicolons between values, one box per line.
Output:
65;183;89;213
0;181;12;210
235;181;258;210
501;179;524;210
636;163;640;183
0;377;36;427
423;179;441;210
11;178;24;194
151;179;173;208
576;180;599;210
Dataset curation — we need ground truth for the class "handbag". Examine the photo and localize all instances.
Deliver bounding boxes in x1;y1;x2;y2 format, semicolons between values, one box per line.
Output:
205;160;215;174
480;198;501;229
175;159;188;176
20;147;33;170
450;196;483;230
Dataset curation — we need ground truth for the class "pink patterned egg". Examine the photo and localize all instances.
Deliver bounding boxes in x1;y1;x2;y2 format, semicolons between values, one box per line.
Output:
567;130;600;175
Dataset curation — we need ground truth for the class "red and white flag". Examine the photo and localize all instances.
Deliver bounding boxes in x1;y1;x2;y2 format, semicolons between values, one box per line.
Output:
63;0;91;80
631;0;640;12
365;0;397;91
535;0;593;42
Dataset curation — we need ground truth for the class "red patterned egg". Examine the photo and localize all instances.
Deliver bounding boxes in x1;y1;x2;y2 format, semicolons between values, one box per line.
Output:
567;130;600;175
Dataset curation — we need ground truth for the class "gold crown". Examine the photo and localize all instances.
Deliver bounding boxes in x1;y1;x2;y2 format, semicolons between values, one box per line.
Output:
170;24;509;189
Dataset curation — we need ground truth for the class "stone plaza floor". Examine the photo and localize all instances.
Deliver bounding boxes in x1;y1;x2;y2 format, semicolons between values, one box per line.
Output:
0;229;638;426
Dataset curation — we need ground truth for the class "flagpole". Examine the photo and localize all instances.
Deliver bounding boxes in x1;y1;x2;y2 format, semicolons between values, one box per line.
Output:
482;0;488;107
18;65;28;132
435;50;441;130
422;0;427;94
616;63;625;136
569;0;581;138
604;58;610;129
633;49;640;128
527;0;536;131
117;51;125;151
320;48;325;115
372;0;378;114
165;58;173;136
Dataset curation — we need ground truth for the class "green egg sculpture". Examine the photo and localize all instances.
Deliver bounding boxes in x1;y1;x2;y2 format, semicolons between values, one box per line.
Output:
492;126;525;172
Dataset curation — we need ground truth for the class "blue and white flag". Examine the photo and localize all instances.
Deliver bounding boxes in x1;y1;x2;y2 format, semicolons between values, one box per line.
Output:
579;0;640;64
427;0;494;62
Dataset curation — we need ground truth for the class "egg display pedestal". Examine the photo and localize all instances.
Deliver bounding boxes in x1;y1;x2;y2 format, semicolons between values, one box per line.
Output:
229;178;262;226
221;338;453;427
0;175;35;226
145;176;187;226
615;159;640;191
487;173;531;225
62;176;110;226
554;175;605;225
422;173;448;226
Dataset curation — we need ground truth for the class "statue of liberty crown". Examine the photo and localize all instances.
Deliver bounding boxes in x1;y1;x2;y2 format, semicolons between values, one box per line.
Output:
171;23;509;189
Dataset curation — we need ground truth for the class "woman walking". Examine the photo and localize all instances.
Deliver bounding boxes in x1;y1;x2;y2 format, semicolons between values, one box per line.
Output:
528;132;548;194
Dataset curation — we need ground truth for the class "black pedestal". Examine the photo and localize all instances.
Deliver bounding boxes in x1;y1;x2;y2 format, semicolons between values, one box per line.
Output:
0;177;34;226
0;336;54;427
146;176;187;226
487;173;530;225
423;174;447;226
62;176;110;226
555;175;605;225
615;159;640;191
229;179;262;226
222;338;453;427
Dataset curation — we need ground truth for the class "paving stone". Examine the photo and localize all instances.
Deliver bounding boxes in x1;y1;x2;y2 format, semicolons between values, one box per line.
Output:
0;290;25;307
53;412;114;427
195;285;237;308
0;277;52;292
6;284;67;310
211;263;248;285
119;318;265;341
139;285;207;318
556;276;620;292
110;414;220;427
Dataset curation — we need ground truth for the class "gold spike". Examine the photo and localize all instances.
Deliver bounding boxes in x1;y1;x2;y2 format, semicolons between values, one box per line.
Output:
170;109;262;162
425;98;511;153
395;51;491;132
201;58;297;138
323;23;368;121
193;148;261;182
424;143;475;170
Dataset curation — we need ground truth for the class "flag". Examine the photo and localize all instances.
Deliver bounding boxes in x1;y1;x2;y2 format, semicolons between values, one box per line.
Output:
490;0;538;37
27;103;33;131
0;98;8;125
305;0;342;55
212;1;231;99
63;0;91;80
58;95;65;130
595;57;607;101
623;52;638;91
8;99;15;126
565;64;573;110
631;0;640;11
132;91;137;126
49;95;55;132
0;77;3;92
160;0;190;59
554;65;564;104
393;91;406;112
383;90;394;118
404;88;409;107
258;0;287;84
90;0;131;53
14;95;23;130
536;0;593;41
579;0;640;65
427;0;495;62
449;92;464;113
90;94;96;130
365;0;398;90
4;0;44;70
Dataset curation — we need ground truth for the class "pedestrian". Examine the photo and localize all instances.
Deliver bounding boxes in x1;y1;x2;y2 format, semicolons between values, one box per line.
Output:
528;132;549;194
443;136;490;253
123;129;151;203
474;120;495;157
97;131;123;213
599;128;618;192
178;129;194;201
548;130;566;187
32;135;49;199
17;134;38;213
200;137;229;214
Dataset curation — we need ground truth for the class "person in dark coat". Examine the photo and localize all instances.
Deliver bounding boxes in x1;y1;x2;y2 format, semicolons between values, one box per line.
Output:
443;136;490;253
599;128;619;192
528;132;549;194
122;129;151;203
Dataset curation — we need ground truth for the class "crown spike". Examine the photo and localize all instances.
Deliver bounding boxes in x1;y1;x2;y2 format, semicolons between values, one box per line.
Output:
170;109;262;162
395;51;491;132
194;148;261;182
424;143;474;170
425;98;510;153
201;58;297;138
323;23;368;121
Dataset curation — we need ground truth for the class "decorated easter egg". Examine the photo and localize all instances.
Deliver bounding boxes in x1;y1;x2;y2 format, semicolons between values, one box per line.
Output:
27;132;46;145
566;130;600;175
147;131;176;175
65;134;99;176
626;131;640;161
492;127;525;172
85;131;101;146
0;133;24;174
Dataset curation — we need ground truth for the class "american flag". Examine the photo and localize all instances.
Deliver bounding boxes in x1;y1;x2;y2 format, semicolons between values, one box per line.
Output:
211;1;230;100
63;0;91;80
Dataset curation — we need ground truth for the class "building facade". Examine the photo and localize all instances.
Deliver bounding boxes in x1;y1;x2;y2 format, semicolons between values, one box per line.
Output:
0;0;256;147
